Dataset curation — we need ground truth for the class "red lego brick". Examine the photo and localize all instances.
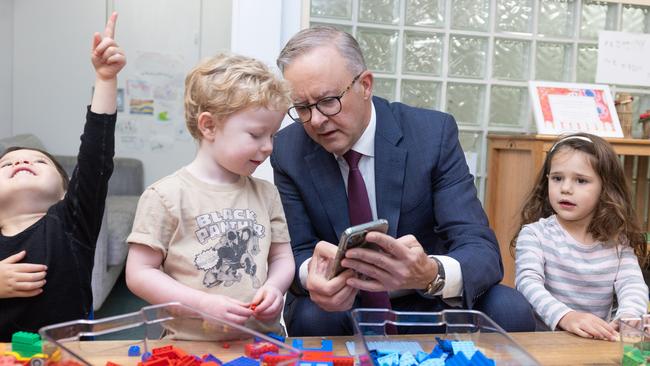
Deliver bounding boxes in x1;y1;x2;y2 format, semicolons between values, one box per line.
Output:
260;353;298;366
138;357;172;366
245;342;280;359
176;354;202;366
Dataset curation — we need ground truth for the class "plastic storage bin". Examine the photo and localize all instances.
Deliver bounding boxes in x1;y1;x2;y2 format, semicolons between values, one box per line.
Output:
34;302;301;366
350;308;540;366
619;315;650;363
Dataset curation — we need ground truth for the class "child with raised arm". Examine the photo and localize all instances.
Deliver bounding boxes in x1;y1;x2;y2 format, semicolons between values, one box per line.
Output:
0;13;125;340
513;133;648;341
126;54;295;339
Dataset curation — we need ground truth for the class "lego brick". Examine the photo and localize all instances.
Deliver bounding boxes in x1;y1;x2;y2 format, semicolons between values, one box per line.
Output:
450;341;476;358
266;333;286;344
367;342;423;355
292;340;333;352
223;356;260;366
469;351;495;366
129;345;142;357
398;351;417;366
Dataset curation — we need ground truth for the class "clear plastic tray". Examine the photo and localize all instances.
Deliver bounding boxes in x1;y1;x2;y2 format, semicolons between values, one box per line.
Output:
35;302;301;365
619;314;650;360
350;308;540;366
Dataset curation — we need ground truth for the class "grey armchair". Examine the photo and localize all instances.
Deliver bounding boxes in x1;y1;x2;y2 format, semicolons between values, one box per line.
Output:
0;134;143;310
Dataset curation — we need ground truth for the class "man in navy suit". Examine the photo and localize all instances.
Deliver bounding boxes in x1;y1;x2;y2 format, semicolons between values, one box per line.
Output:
271;26;535;336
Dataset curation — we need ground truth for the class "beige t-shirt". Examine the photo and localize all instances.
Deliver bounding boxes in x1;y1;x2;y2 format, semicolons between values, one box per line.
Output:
127;168;290;340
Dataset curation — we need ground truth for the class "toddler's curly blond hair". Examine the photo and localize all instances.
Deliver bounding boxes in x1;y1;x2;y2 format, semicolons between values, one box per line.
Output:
184;53;292;140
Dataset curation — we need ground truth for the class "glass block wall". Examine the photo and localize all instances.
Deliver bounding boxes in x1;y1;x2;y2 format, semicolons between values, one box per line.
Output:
309;0;650;201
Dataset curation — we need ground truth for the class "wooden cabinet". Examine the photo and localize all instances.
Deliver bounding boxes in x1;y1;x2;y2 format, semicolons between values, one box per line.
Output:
486;134;650;286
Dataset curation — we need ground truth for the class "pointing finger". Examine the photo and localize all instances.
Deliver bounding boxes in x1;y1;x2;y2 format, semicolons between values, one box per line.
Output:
104;12;118;39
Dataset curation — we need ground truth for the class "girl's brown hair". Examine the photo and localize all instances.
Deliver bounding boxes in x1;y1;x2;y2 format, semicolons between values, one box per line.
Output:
510;132;647;265
1;147;69;191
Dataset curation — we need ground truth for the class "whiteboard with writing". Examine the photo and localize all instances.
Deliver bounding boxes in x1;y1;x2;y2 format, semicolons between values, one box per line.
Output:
596;31;650;87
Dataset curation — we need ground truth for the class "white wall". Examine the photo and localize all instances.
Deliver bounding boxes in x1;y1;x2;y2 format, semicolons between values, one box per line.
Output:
0;0;14;139
12;0;107;150
8;0;301;185
232;0;302;182
11;0;233;185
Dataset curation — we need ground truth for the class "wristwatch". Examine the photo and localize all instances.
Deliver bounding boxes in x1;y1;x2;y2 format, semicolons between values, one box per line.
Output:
423;257;446;296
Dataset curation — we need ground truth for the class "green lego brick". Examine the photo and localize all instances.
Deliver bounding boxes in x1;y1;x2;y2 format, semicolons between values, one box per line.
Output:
11;331;42;357
623;347;647;366
11;331;40;345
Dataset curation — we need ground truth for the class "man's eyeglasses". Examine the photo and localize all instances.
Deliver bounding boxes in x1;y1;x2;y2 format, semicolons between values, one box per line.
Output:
287;72;364;124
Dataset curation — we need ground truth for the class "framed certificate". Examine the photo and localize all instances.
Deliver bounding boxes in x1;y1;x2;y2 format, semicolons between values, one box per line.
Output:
529;81;622;137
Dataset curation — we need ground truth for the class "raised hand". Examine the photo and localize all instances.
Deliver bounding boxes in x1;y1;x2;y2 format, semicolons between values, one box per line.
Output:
0;251;47;298
91;12;126;81
558;311;619;341
250;284;284;322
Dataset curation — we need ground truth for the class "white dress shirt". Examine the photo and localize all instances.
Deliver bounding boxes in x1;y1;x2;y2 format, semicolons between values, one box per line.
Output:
299;102;463;299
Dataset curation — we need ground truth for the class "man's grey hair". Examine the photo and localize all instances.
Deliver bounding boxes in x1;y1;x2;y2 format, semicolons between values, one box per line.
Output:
277;26;367;75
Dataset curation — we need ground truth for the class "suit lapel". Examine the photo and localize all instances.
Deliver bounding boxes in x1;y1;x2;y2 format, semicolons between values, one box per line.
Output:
306;148;350;239
373;97;407;237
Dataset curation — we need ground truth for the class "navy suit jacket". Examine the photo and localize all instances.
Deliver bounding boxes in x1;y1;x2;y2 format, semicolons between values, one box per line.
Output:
270;96;503;308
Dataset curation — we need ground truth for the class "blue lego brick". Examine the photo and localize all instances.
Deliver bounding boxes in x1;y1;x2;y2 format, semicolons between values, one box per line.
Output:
141;352;152;362
266;332;286;343
435;338;453;355
416;351;430;363
429;345;443;359
128;345;141;357
469;351;495;366
419;358;445;366
203;354;223;365
378;349;401;356
443;352;469;366
398;351;417;366
376;352;399;366
223;356;260;366
450;341;476;358
292;339;333;352
367;341;423;355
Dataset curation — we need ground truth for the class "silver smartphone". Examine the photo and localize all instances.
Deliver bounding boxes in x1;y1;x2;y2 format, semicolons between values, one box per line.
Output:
326;219;389;280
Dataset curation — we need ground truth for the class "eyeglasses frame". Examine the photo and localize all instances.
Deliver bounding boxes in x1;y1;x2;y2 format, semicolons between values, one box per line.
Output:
287;71;365;124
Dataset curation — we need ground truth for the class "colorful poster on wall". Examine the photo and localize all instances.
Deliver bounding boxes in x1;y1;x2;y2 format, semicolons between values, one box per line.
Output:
529;81;622;138
119;52;189;152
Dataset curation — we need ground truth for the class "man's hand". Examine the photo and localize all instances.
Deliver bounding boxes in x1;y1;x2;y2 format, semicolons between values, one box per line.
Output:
558;311;619;341
91;12;126;81
306;241;358;312
0;251;47;298
342;233;436;292
197;293;254;325
250;284;284;322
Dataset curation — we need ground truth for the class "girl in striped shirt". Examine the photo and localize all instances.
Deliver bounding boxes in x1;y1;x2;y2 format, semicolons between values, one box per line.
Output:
512;133;648;341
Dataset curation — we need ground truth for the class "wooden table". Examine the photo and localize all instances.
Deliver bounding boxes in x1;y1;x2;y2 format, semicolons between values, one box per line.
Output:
3;332;623;366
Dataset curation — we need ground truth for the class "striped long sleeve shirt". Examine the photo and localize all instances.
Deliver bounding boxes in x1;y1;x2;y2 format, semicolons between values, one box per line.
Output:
515;215;648;330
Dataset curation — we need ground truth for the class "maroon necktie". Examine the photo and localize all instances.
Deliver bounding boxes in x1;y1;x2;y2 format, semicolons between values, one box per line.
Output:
344;150;392;311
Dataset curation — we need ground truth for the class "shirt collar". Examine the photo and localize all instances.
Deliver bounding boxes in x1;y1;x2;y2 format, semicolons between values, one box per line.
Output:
345;101;376;158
